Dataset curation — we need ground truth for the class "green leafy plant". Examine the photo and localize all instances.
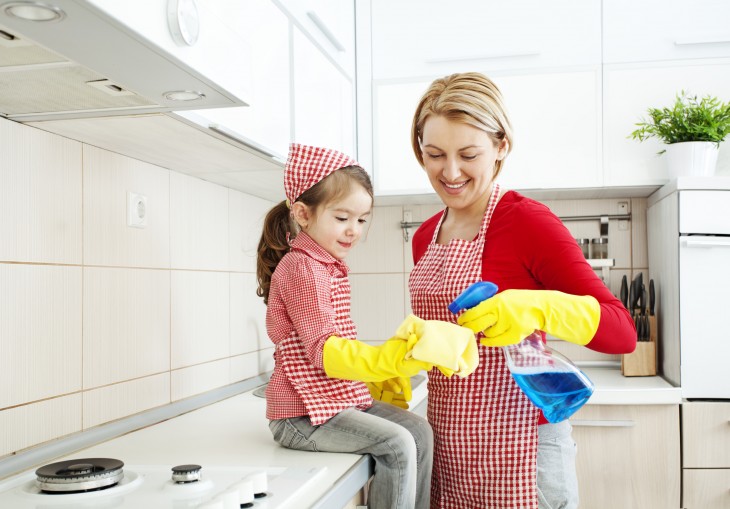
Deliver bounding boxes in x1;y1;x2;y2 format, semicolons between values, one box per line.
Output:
630;92;730;150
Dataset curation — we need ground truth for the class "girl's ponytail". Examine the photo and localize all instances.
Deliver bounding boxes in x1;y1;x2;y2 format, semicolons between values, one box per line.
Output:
256;200;293;304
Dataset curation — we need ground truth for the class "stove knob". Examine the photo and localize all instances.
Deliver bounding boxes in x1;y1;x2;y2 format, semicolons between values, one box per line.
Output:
232;479;254;507
245;470;268;498
171;464;203;483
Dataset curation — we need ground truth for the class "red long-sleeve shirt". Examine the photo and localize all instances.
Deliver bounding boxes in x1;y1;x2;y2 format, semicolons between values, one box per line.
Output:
412;191;636;424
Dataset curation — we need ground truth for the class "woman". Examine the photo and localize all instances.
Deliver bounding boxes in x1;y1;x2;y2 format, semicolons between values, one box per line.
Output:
407;72;636;508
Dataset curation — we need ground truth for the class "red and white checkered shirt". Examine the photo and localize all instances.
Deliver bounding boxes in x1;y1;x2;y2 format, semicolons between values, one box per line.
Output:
265;232;371;425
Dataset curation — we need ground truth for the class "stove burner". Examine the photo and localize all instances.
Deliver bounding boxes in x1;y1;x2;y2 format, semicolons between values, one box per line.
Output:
171;464;202;483
35;458;124;494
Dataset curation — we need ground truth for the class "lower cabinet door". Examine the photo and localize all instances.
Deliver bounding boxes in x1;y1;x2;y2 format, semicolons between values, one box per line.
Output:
569;404;680;509
683;469;730;509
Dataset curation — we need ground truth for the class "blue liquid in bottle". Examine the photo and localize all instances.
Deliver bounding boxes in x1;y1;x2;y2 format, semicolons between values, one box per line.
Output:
510;370;594;423
451;282;595;423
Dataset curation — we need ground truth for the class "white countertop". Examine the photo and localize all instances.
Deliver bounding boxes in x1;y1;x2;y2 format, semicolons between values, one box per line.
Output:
4;368;679;508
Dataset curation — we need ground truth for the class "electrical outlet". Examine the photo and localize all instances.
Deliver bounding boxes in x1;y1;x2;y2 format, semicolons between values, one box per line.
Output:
127;192;148;228
618;201;628;214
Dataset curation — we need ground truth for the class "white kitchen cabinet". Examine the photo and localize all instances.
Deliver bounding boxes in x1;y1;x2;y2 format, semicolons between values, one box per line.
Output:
370;0;600;81
183;0;291;159
603;0;730;64
570;404;680;508
274;0;355;78
682;402;730;509
373;70;602;195
293;27;355;156
603;60;730;186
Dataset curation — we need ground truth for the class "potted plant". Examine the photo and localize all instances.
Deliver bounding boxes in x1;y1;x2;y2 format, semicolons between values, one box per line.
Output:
630;91;730;178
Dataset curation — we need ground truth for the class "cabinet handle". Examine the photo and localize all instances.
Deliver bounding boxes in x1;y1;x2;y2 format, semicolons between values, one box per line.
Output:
306;11;345;52
681;238;730;248
571;419;635;428
426;50;540;64
674;36;730;46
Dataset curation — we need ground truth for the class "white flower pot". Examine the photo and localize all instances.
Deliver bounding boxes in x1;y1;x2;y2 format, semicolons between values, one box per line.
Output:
664;141;720;179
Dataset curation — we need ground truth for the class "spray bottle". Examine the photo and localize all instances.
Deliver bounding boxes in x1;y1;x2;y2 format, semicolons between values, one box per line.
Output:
450;281;594;423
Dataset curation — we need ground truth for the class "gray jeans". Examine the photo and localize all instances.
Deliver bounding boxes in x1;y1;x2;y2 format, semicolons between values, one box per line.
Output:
537;420;579;509
269;401;433;509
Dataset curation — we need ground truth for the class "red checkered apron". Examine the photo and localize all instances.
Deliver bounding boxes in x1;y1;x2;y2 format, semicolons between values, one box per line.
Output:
277;263;371;426
409;184;539;508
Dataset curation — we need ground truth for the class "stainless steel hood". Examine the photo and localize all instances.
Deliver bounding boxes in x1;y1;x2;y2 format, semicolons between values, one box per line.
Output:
0;0;251;121
27;112;286;202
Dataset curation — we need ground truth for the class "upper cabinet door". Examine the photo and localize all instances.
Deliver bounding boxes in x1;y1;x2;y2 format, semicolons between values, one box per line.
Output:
371;0;601;81
274;0;355;78
603;0;730;64
293;28;355;156
186;0;291;159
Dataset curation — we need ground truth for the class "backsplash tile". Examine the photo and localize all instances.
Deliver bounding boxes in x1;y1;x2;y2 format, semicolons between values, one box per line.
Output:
0;264;82;409
230;273;268;356
0;119;82;265
171;270;230;369
83;267;170;389
170;172;229;271
228;189;271;273
83;145;170;268
83;373;170;429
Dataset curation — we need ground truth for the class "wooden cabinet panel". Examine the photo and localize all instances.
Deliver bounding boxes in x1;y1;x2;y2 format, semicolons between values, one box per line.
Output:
682;402;730;468
570;404;680;509
683;469;730;509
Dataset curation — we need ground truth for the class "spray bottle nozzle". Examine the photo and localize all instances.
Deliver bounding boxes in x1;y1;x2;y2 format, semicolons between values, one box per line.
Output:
448;281;499;314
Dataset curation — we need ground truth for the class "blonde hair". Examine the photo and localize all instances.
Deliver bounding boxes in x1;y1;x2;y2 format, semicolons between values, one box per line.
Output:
411;72;514;178
256;166;372;304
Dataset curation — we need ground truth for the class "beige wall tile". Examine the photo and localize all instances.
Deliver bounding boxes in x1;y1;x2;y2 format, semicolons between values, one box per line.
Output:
0;118;82;264
83;373;170;429
0;264;81;409
229;190;272;273
631;198;649;268
348;206;405;274
0;394;82;458
83;267;170;389
83;145;170;268
171;359;230;401
171;270;230;368
170;172;229;271
350;273;406;339
230;273;268;356
229;351;274;383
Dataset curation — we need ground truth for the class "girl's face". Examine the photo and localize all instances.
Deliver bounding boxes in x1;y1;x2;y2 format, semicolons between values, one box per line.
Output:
296;185;372;260
420;115;508;215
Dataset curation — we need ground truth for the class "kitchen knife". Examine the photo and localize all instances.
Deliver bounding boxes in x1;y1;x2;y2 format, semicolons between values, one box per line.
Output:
638;283;646;340
620;275;629;310
648;279;657;343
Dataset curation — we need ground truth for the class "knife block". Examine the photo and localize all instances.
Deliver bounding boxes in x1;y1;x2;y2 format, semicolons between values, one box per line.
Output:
621;331;657;377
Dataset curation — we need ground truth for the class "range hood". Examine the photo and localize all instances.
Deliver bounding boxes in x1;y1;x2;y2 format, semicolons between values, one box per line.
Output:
0;0;251;121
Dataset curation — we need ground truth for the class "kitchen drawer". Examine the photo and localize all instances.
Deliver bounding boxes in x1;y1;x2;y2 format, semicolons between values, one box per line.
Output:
682;469;730;509
682;402;730;468
679;191;730;235
370;0;600;80
603;0;730;64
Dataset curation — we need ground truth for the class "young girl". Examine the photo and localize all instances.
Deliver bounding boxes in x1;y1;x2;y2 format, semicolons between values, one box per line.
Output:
257;143;443;509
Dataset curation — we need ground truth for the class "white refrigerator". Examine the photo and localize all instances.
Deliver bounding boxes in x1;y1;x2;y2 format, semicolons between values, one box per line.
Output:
647;177;730;399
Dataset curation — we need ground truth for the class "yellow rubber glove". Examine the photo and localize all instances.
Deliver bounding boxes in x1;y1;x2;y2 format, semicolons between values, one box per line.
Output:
395;314;479;378
457;289;601;347
366;377;412;409
323;330;431;382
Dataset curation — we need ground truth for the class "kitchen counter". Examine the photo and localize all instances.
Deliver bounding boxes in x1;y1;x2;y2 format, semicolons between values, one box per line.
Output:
0;368;679;508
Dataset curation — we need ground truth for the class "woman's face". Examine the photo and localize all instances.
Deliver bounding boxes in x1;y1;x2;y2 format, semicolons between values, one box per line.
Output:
420;115;507;214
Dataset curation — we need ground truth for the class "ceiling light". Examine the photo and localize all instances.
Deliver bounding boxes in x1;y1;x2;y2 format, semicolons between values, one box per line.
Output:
2;1;66;22
164;90;205;101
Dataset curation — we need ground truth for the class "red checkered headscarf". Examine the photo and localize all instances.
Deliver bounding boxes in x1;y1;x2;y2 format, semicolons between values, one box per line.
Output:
284;143;359;205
